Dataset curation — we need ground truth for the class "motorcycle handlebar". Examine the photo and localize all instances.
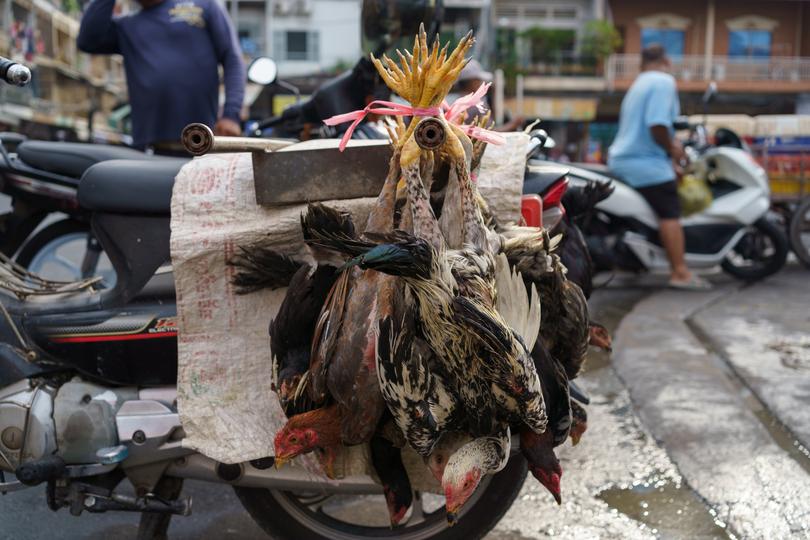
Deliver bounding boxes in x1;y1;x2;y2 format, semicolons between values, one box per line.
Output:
181;123;293;156
0;57;31;86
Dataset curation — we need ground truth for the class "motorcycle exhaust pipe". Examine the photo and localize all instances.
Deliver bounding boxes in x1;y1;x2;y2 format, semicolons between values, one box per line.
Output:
181;123;293;156
166;453;384;494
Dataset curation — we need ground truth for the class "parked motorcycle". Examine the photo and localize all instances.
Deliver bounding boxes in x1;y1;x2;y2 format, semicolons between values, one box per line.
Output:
543;118;788;282
0;8;537;540
0;144;535;538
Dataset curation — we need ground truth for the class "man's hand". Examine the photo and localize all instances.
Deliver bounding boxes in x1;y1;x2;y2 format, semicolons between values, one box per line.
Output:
670;139;687;181
670;139;687;163
214;117;241;136
496;115;526;133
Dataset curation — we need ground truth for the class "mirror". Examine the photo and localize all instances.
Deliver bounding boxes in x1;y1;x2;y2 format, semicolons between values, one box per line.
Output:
248;57;278;86
702;81;718;105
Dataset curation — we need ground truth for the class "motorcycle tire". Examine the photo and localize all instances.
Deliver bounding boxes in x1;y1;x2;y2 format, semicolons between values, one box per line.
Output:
234;455;528;540
15;219;91;270
15;218;115;287
789;197;810;269
721;216;789;281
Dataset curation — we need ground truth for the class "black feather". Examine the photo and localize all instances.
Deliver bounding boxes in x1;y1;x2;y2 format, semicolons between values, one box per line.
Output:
300;202;357;241
370;434;413;524
451;295;513;358
228;245;302;294
561;179;614;227
531;341;571;447
270;264;339;415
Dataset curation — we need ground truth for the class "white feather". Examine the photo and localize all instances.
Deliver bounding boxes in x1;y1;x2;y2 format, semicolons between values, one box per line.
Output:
494;253;541;351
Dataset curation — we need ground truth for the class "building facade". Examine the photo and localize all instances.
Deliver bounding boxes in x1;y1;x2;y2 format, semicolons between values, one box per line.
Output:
224;0;361;76
0;0;127;141
607;0;810;97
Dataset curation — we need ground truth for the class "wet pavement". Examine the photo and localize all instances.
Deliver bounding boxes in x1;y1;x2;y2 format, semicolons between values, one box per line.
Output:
2;266;809;538
491;286;729;540
612;264;810;540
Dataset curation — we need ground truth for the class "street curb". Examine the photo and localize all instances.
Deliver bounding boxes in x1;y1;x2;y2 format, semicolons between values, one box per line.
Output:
611;284;810;540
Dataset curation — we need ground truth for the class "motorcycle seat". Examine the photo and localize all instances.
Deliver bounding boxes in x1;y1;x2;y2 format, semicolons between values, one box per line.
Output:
523;164;569;195
78;158;189;215
17;141;152;178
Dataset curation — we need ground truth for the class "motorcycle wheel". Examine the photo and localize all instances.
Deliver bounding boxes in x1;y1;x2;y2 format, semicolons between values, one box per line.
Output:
721;217;788;281
234;456;527;540
14;218;117;288
789;197;810;268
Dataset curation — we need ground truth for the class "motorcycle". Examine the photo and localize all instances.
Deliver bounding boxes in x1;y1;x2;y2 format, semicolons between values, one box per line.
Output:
0;9;539;540
0;147;534;540
545;119;788;282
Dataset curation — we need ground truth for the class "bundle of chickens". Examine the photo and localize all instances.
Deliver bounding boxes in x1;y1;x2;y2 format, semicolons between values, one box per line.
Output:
230;27;612;526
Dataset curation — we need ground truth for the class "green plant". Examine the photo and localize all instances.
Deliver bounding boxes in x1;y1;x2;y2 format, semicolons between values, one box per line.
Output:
580;20;622;60
519;27;576;61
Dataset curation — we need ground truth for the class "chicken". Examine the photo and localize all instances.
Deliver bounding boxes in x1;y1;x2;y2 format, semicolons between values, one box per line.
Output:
370;434;413;526
520;428;562;505
519;340;570;504
588;321;613;353
270;263;339;415
374;313;460;459
569;400;588;446
228;247;302;294
442;426;510;524
273;403;342;477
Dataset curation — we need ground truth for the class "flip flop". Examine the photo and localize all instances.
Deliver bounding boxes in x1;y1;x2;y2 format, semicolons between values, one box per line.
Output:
668;275;712;290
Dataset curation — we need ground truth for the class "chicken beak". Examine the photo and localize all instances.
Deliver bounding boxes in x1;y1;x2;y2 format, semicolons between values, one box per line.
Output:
553;491;562;505
570;432;582;446
274;456;290;470
446;511;458;526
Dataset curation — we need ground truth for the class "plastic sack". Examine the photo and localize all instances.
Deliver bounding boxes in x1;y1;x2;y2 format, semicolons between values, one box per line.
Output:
678;174;713;216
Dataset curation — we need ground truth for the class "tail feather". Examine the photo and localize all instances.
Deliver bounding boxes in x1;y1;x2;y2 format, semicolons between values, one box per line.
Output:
452;295;513;358
228;245;302;294
301;202;357;242
494;253;541;351
562;180;614;225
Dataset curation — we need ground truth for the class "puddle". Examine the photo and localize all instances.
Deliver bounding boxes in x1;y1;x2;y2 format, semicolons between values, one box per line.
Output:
586;287;733;539
598;480;730;539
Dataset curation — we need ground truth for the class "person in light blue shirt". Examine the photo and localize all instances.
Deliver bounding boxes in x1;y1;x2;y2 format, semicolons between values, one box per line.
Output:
608;44;709;289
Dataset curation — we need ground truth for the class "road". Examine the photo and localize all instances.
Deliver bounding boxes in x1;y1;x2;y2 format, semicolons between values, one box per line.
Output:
2;264;808;539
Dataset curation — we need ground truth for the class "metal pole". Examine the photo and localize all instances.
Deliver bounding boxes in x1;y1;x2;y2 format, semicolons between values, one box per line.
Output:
703;0;715;80
494;68;505;125
516;73;524;119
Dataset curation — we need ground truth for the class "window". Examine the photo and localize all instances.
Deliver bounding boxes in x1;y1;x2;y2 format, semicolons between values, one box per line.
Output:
275;31;319;61
728;30;771;58
641;28;685;57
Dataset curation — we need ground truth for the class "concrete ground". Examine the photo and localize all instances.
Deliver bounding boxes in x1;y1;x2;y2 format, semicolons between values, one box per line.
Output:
611;263;810;540
2;264;808;539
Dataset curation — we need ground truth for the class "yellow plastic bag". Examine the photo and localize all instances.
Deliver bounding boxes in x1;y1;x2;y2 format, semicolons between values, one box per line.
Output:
678;174;713;216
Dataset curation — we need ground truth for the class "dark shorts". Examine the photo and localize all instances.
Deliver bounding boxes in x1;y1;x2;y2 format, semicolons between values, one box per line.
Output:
637;180;681;219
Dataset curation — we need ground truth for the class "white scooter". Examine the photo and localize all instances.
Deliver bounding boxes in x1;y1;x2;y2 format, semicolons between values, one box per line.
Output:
570;116;788;282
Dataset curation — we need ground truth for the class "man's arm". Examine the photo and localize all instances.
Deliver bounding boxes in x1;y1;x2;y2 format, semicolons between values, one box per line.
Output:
650;125;685;161
645;77;686;164
206;0;245;135
77;0;120;54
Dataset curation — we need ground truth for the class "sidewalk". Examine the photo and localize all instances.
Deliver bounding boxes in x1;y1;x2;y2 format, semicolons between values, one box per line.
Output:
612;265;810;540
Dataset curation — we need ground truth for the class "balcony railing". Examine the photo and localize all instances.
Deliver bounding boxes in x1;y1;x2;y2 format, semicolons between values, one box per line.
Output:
606;54;810;86
518;52;600;77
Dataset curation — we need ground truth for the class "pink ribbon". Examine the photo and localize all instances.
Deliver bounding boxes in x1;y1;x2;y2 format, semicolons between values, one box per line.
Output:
324;100;442;151
442;82;492;123
324;82;505;151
